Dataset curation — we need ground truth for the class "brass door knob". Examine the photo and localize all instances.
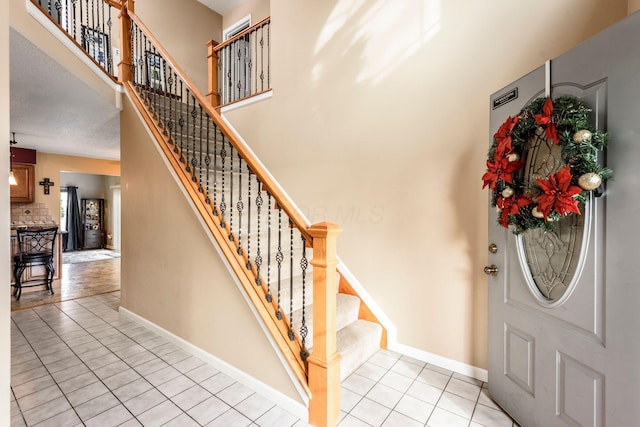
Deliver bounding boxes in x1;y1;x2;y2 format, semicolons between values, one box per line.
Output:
484;265;499;276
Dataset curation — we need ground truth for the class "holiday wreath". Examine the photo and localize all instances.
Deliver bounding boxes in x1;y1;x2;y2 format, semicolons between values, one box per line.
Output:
482;96;612;234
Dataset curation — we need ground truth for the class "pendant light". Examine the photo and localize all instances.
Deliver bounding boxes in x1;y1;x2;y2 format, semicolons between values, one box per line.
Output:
9;132;18;186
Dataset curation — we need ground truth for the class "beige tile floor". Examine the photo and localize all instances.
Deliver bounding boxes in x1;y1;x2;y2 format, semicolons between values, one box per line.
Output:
9;258;518;426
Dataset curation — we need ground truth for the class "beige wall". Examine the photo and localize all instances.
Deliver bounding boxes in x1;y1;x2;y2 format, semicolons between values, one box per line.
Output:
119;95;302;403
629;0;640;13
135;0;222;95
1;3;10;424
223;0;270;30
9;0;118;107
33;152;120;227
224;0;628;369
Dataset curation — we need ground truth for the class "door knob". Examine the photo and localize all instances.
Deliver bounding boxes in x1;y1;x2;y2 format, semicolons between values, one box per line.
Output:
484;265;499;276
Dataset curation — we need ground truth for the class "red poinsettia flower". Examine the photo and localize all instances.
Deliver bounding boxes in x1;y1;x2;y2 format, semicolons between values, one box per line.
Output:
496;195;533;228
494;116;520;158
536;166;582;220
482;157;524;190
534;98;560;143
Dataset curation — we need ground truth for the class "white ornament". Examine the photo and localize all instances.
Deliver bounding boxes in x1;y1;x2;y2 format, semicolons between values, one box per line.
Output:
507;153;520;162
532;206;545;219
578;172;602;190
501;187;515;198
572;129;593;144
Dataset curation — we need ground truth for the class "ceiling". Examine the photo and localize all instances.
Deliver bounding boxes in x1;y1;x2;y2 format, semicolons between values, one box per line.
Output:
9;0;234;162
196;0;243;15
10;28;121;161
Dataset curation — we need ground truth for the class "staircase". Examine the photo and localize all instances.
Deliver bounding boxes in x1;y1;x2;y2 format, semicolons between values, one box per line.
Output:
139;88;383;382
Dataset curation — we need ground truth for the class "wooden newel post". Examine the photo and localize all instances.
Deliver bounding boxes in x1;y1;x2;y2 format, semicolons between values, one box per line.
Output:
206;40;220;107
118;0;134;84
308;222;342;427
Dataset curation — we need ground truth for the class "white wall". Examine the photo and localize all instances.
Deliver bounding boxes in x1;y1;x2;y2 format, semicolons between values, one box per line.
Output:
224;0;628;369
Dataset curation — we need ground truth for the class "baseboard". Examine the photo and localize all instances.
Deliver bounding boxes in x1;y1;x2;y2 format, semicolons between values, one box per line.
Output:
390;342;488;383
119;307;308;421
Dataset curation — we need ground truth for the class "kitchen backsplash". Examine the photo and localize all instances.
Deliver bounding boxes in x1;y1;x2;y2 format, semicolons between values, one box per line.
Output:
11;203;56;226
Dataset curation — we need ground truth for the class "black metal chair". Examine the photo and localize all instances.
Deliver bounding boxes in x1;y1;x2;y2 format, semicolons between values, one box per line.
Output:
13;227;58;300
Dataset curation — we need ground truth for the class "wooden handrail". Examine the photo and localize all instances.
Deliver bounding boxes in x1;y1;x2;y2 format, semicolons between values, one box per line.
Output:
213;16;271;52
28;0;119;84
128;11;312;242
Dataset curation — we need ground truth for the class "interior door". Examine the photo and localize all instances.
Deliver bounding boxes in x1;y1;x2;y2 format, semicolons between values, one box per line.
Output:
487;12;640;427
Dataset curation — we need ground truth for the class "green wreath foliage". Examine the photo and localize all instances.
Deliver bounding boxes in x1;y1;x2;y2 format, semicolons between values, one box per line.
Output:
483;96;612;234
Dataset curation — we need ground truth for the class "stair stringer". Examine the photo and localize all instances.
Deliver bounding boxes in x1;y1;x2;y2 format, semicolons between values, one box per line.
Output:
123;85;312;411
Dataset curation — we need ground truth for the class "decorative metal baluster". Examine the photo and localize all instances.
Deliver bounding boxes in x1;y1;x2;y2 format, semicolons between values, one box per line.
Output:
166;69;174;147
288;219;294;340
229;141;234;241
106;4;112;74
246;169;252;269
161;58;168;135
216;53;222;107
266;192;273;302
178;81;185;162
54;2;62;28
197;104;203;188
267;24;270;88
190;96;198;181
276;205;283;320
71;0;77;39
90;0;94;33
236;41;241;100
100;0;105;58
226;46;232;104
48;0;51;15
80;0;85;38
172;72;180;154
254;183;263;284
300;237;309;360
236;152;243;253
212;122;218;214
259;26;264;91
204;117;210;201
219;135;227;229
184;89;191;169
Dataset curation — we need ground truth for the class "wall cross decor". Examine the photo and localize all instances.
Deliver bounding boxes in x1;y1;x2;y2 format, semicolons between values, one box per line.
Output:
39;178;55;195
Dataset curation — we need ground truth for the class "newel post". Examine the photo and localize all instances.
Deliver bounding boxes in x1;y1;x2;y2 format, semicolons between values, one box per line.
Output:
118;0;134;83
308;222;342;427
206;40;220;107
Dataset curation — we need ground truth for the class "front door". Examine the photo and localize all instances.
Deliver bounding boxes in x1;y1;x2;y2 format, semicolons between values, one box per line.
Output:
487;12;640;427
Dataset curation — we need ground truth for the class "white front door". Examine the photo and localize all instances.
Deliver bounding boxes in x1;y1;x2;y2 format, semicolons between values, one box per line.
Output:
487;12;640;427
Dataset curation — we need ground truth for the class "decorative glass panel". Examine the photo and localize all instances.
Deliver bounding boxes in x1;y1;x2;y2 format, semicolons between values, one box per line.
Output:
520;130;585;302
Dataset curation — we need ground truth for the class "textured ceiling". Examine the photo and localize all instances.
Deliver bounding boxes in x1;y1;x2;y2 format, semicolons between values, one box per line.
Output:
10;29;121;161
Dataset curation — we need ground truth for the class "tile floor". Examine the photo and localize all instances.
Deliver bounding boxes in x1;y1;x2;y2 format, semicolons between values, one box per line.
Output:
10;292;518;426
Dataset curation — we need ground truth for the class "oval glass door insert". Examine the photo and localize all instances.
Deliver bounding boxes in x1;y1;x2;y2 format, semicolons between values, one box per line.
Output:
517;129;589;304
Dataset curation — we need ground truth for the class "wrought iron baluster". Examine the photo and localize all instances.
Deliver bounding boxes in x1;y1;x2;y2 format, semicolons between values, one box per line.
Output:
229;141;234;241
219;135;227;229
106;4;112;74
246;169;252;269
276;205;283;320
178;81;185;161
172;72;179;153
54;2;61;27
266;192;272;302
212;122;218;214
267;23;270;88
204;117;210;202
197;104;203;188
71;0;77;39
288;219;294;340
166;68;174;147
236;41;241;100
90;0;94;33
300;237;309;359
100;0;105;60
216;53;222;107
161;58;168;135
184;89;191;169
190;95;198;181
255;182;263;284
226;46;232;104
48;0;51;15
260;26;264;91
236;152;243;253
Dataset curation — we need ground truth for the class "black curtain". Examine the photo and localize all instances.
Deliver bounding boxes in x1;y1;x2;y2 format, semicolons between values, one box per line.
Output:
66;186;83;251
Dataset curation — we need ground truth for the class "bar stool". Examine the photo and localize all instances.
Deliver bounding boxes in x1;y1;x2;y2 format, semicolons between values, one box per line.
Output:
13;227;58;300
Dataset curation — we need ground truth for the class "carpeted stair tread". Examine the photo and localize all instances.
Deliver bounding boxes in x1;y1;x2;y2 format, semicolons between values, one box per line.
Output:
337;320;383;381
291;293;361;351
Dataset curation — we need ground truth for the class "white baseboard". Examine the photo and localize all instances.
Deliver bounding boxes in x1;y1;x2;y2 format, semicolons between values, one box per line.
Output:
118;307;308;421
390;342;488;382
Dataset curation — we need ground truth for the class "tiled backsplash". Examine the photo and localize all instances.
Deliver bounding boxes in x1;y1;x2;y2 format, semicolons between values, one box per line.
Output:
11;203;56;226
